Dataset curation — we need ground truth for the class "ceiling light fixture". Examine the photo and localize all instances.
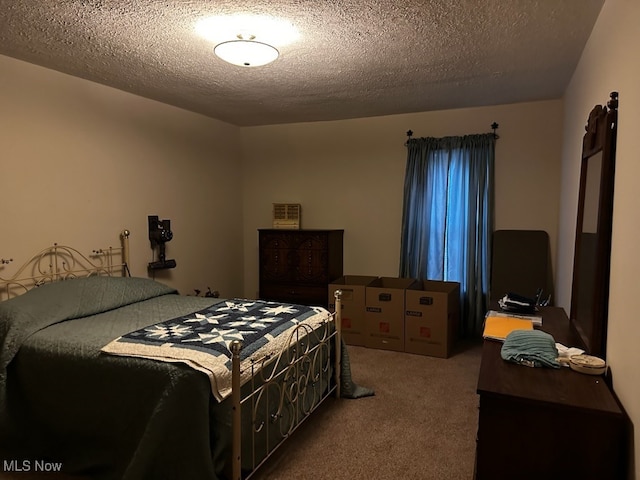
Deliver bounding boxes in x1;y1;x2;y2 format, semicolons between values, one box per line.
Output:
195;15;299;68
214;34;279;67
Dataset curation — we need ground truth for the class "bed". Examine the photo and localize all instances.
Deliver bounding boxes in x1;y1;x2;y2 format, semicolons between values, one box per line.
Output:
0;231;362;479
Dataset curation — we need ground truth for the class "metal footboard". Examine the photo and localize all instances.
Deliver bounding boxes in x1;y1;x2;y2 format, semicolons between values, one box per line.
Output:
230;290;342;480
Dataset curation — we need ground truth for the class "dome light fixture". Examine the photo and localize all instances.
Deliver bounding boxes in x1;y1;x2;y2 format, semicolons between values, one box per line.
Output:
195;15;299;68
214;34;279;67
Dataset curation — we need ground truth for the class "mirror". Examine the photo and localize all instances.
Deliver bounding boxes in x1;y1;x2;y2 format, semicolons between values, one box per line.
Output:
569;92;619;358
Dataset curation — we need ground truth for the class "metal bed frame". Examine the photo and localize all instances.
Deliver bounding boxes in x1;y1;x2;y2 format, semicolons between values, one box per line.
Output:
231;290;341;479
0;230;131;300
0;230;342;480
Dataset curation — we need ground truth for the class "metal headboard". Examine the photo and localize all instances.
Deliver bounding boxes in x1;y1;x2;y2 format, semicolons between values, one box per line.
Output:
0;229;130;301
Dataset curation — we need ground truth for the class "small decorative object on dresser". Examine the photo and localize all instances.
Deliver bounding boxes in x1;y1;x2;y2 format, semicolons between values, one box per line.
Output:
259;229;343;307
272;203;301;229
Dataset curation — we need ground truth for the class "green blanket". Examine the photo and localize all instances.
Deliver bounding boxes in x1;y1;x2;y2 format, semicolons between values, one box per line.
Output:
0;276;372;479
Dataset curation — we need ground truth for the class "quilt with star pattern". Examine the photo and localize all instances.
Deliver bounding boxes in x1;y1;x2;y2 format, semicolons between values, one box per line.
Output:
101;298;331;401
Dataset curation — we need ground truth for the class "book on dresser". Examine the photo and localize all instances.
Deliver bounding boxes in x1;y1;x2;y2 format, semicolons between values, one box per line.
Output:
258;229;343;307
482;314;534;341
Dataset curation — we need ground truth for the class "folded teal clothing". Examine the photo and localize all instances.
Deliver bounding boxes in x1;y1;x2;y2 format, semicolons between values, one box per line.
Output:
501;329;560;368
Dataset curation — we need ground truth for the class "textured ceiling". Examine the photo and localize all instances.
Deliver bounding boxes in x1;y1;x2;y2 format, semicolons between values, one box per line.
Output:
0;1;604;127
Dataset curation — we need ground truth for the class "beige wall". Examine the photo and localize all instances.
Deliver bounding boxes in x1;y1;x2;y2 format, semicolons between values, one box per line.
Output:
558;0;640;477
240;100;563;300
0;54;245;298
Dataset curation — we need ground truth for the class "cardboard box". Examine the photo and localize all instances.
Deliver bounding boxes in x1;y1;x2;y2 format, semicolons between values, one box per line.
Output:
365;277;420;352
404;280;460;358
328;275;378;346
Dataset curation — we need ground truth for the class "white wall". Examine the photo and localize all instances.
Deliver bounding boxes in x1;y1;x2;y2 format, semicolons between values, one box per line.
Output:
240;100;563;301
0;54;245;298
558;0;640;476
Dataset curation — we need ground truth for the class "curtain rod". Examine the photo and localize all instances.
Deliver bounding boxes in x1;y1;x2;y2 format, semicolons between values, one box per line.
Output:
405;123;500;142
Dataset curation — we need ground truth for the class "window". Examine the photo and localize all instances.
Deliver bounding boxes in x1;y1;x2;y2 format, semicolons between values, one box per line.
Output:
400;134;495;337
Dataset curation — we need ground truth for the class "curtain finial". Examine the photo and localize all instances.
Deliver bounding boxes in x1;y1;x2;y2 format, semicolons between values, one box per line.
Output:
491;122;499;139
405;130;413;146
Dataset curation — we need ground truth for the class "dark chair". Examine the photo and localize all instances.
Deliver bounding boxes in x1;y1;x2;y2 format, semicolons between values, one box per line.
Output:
490;230;554;304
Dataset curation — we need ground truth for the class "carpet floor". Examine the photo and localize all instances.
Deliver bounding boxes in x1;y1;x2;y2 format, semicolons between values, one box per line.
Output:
252;340;483;480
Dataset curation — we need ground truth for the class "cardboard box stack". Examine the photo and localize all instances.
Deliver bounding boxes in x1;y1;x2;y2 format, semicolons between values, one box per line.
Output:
328;275;461;358
404;280;460;358
328;276;378;346
364;277;421;352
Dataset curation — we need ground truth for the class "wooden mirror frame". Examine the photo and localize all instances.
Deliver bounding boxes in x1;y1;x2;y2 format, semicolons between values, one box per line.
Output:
569;92;619;358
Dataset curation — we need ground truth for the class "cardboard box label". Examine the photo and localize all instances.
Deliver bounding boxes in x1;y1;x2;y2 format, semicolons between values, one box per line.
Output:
379;322;390;333
419;296;434;305
343;318;352;329
420;326;431;338
366;306;382;313
406;310;422;317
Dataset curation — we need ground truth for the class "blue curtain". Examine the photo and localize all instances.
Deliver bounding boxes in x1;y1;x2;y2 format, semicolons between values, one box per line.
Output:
399;134;495;337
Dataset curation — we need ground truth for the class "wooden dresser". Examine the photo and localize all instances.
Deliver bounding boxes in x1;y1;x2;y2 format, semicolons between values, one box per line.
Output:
475;306;627;479
258;229;343;307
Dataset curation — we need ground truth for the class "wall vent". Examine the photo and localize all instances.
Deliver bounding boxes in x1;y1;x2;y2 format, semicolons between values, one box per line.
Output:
272;203;301;229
